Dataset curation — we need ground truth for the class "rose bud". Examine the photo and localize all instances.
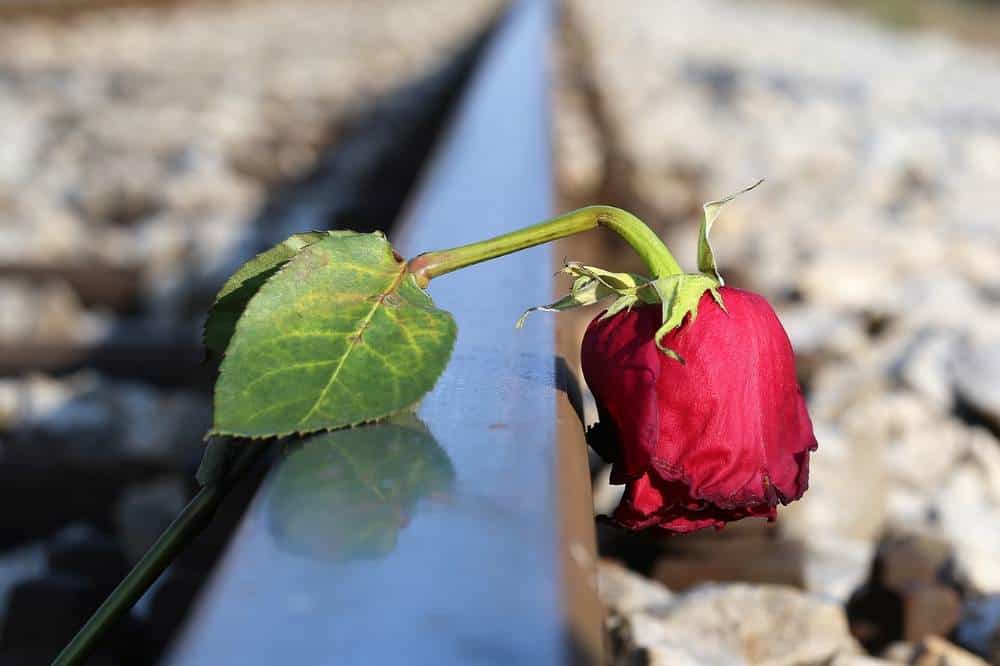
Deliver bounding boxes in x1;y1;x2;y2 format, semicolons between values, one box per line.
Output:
581;286;817;534
514;182;817;533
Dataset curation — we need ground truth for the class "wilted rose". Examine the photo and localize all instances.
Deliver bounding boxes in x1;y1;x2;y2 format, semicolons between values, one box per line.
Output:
582;286;817;534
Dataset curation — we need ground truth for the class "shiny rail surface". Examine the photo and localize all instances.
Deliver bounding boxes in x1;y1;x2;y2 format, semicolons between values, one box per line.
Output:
166;1;603;664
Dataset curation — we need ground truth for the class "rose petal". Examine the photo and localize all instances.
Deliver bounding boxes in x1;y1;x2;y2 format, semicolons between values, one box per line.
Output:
583;286;817;534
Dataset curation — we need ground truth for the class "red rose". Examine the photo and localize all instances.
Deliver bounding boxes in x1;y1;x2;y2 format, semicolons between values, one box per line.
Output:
582;286;817;534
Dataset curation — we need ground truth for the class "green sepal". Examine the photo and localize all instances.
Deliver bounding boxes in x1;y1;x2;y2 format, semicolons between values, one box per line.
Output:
515;276;602;328
709;286;728;313
650;274;722;363
599;293;639;321
516;262;654;328
517;261;724;362
697;179;763;285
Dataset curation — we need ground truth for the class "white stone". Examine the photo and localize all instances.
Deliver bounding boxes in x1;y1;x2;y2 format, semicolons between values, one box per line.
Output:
591;464;625;518
795;536;876;605
600;558;863;666
953;342;1000;429
933;428;1000;591
781;424;887;543
798;254;897;313
891;329;962;411
779;306;868;368
598;559;674;616
649;583;861;665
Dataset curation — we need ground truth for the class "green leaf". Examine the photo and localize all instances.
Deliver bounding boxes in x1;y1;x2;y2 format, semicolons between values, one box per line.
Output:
203;231;330;357
697;179;764;285
267;414;453;562
211;231;456;438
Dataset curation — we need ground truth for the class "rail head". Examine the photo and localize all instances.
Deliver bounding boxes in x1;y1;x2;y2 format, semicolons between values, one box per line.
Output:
166;1;602;663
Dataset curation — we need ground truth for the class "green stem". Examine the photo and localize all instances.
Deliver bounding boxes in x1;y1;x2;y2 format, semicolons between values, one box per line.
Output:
407;205;681;286
53;442;268;666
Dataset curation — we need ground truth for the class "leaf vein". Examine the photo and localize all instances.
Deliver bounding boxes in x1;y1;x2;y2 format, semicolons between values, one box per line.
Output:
295;264;406;426
239;359;340;395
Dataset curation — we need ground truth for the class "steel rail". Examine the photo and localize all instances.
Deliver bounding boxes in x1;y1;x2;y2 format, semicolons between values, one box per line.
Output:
166;2;603;663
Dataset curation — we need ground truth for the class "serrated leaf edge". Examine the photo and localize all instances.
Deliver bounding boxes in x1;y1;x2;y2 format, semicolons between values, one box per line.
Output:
207;253;306;440
207;400;435;441
202;230;333;355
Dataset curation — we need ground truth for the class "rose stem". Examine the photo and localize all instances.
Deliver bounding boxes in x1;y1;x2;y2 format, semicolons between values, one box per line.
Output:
407;205;681;286
52;441;268;666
